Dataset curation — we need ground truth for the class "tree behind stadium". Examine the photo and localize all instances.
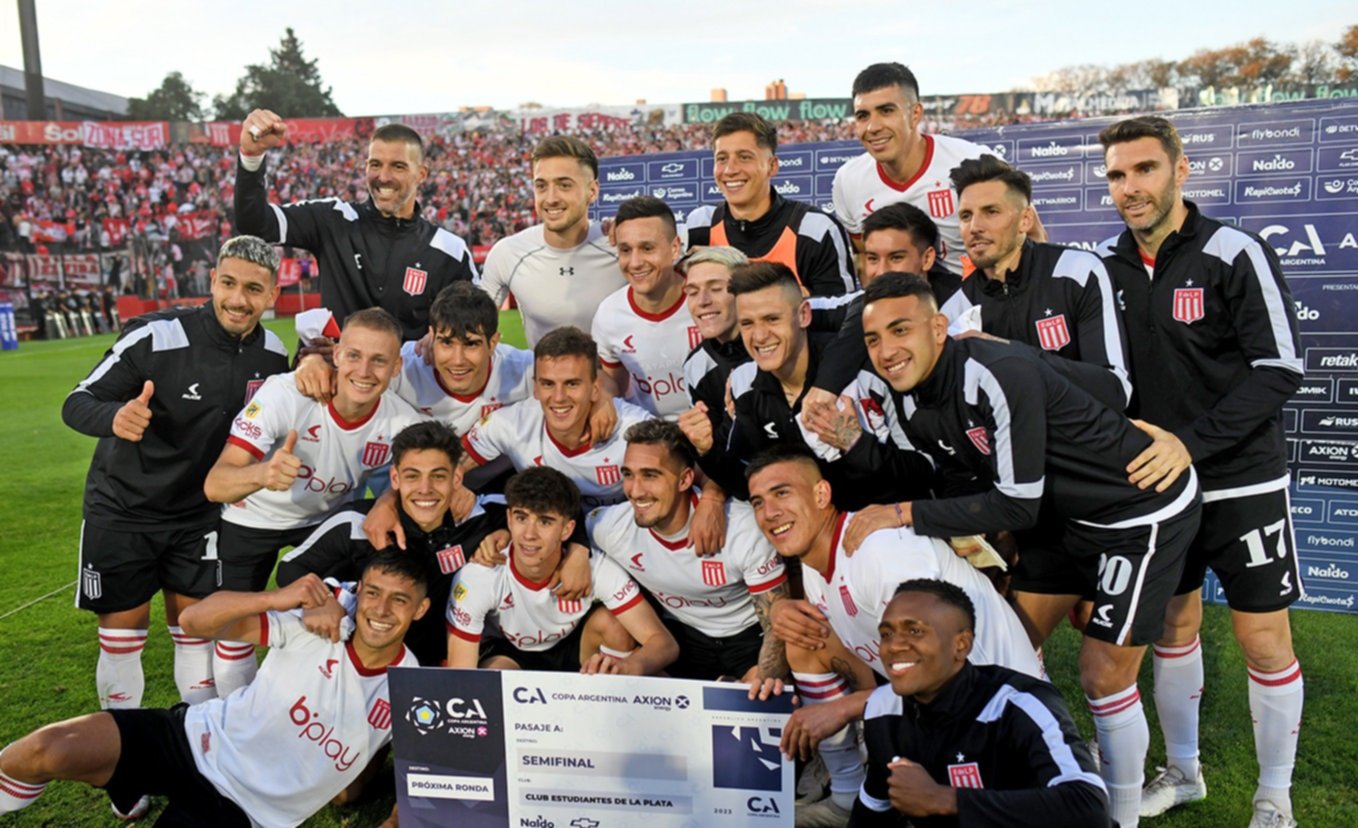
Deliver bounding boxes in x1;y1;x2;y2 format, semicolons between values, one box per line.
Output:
128;71;206;121
212;27;343;119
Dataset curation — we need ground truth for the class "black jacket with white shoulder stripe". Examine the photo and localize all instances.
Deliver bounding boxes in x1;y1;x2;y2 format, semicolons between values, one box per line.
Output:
1097;202;1303;491
62;305;289;529
234;154;478;341
850;662;1110;828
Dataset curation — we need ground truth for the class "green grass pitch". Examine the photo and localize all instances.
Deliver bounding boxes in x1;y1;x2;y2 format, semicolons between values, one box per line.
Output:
0;312;1353;826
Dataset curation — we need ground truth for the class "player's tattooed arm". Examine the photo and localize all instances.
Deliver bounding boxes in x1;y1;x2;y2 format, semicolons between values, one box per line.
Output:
753;583;790;680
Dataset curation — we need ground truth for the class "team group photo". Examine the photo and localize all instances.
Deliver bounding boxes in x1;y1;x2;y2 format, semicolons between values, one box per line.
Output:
1;3;1356;827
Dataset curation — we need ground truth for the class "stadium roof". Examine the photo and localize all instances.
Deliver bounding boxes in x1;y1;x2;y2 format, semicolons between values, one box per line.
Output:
0;65;128;117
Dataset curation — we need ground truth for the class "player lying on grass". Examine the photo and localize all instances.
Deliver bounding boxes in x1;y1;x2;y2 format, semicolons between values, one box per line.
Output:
0;552;427;827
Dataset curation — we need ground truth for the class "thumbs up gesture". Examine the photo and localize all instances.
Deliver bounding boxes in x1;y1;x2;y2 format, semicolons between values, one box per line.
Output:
113;381;155;442
263;430;302;491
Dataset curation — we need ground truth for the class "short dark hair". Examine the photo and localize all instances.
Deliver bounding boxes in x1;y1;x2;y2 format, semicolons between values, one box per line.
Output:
615;195;678;239
712;112;778;155
729;261;802;298
505;466;581;521
533;326;598;378
893;578;975;632
344;307;402;344
1098;115;1183;163
949;154;1032;203
430;282;499;341
745;443;822;482
862;202;939;253
862;271;938;312
362;547;431;598
852;62;920;101
371;124;424;162
391;421;461;469
625;419;697;471
532;135;599;180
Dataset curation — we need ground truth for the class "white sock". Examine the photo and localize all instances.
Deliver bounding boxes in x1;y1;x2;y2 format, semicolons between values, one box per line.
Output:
96;628;147;709
0;748;45;813
1248;659;1302;815
1089;684;1149;828
1153;636;1203;780
212;640;258;698
794;671;860;810
169;626;216;705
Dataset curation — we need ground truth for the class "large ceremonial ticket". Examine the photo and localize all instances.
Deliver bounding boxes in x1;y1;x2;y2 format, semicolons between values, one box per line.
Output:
390;667;795;827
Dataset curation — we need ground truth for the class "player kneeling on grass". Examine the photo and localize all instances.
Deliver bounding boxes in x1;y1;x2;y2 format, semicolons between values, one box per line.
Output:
0;553;426;827
447;466;678;675
847;579;1109;827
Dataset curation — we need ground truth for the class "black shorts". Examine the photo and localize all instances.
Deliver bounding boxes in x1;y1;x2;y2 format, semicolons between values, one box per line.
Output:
218;521;317;591
663;618;763;681
481;617;587;673
77;520;221;613
104;705;250;827
1175;483;1302;613
1009;520;1085;596
1062;501;1200;647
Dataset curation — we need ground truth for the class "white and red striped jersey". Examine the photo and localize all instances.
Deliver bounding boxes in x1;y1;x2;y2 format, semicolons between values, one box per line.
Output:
587;496;785;639
446;546;643;652
591;286;700;421
801;514;1040;679
830;133;986;274
224;374;427;529
387;341;534;436
182;611;417;827
460;397;653;508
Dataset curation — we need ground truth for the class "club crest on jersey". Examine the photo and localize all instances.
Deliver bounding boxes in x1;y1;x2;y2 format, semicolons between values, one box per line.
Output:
437;545;466;575
701;560;727;587
859;397;885;430
838;585;858;616
948;761;984;789
403;267;428;296
245;379;264;403
596;464;621;486
82;566;102;600
368;698;392;730
927;189;955;218
480;402;503;419
1034;314;1071;351
966;426;991;456
362;441;390;467
688;325;703;349
1173;287;1205;323
558;596;583;614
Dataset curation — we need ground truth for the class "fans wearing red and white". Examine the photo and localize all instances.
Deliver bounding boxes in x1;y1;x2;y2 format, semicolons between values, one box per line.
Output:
593;197;699;421
588;420;788;681
446;467;678;675
387;283;534;436
461;327;653;509
831;63;987;275
205;308;426;695
0;557;426;826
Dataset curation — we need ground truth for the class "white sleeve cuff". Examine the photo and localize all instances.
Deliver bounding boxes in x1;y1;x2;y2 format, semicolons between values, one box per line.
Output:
239;151;265;172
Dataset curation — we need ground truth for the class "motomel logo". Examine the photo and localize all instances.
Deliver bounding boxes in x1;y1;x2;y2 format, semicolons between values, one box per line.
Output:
1308;563;1351;579
605;169;635;182
1252;154;1296;172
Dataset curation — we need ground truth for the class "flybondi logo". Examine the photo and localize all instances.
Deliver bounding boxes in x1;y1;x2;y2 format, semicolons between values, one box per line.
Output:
1249;126;1301;141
